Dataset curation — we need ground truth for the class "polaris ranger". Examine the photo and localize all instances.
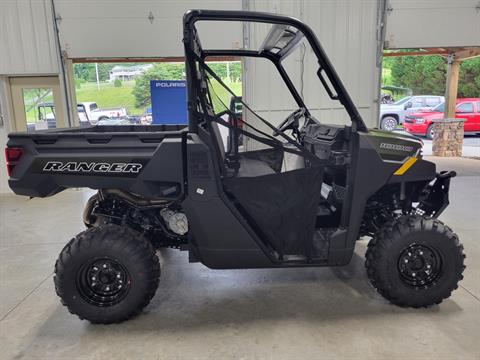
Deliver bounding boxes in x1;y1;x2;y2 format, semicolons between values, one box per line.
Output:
5;10;465;324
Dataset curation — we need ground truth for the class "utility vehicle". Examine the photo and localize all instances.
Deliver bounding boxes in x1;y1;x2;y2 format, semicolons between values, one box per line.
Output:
6;10;465;324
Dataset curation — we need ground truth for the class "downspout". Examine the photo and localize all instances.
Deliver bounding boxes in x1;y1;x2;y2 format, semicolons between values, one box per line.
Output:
242;0;251;150
375;0;389;128
50;0;72;127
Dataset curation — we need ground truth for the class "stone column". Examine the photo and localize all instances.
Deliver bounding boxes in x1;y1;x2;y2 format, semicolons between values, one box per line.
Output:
431;118;465;157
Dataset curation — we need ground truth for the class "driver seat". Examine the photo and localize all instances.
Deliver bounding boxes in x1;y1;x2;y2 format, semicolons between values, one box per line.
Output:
210;121;277;177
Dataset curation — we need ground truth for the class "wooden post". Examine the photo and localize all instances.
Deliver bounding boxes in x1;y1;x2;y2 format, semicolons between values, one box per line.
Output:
444;55;460;119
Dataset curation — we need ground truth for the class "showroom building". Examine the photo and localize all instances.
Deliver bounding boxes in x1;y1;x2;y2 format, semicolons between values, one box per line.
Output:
0;1;479;359
1;0;479;193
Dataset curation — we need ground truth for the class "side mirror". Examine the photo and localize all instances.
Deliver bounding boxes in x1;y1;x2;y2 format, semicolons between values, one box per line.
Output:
404;102;412;110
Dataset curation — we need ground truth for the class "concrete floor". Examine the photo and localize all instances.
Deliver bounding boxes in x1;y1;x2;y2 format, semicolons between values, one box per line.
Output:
0;157;479;360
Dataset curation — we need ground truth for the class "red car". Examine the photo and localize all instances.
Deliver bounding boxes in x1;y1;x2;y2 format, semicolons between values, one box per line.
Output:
403;98;480;139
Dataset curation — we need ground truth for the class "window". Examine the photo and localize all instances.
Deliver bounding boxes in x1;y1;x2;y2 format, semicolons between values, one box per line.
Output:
433;103;445;112
456;102;473;113
411;97;424;107
393;96;411;105
425;97;441;107
90;103;98;111
476;102;480;113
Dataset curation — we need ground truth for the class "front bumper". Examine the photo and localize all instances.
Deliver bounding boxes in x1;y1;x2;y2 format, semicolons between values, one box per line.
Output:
403;122;427;135
417;171;456;217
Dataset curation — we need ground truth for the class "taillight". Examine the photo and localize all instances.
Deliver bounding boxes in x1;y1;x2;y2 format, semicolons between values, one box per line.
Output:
5;147;24;177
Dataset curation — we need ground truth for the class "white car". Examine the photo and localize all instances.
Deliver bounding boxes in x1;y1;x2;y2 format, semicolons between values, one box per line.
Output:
379;95;444;131
78;102;127;124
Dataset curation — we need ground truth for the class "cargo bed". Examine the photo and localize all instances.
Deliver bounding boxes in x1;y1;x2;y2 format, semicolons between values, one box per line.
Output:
7;125;189;198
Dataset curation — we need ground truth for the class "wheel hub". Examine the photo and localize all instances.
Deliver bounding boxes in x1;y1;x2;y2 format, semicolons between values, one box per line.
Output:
398;244;442;288
77;257;130;307
383;118;397;131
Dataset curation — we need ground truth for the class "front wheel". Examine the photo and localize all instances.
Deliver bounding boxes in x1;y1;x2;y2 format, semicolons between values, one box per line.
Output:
380;116;398;131
365;215;465;308
54;224;160;324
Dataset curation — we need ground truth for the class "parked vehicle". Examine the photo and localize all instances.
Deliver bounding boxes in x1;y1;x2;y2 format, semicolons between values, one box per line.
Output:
27;102;91;131
379;95;444;131
78;102;127;124
403;98;480;139
32;102;129;130
6;10;464;324
96;118;133;126
139;107;153;125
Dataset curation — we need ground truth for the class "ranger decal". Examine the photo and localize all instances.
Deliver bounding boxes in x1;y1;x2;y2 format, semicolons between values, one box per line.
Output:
43;161;143;174
379;143;414;153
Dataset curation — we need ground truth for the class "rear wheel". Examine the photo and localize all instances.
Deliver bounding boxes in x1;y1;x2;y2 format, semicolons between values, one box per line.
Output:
380;116;398;131
365;215;465;307
54;224;160;324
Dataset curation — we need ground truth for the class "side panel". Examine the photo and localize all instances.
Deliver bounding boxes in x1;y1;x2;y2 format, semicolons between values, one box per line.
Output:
182;133;273;269
341;131;437;257
7;134;185;198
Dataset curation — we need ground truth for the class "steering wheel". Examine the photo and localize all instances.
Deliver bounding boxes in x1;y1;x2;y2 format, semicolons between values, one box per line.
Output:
272;108;306;137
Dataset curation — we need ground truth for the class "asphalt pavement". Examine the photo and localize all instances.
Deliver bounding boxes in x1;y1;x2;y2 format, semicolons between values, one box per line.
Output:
393;130;480;158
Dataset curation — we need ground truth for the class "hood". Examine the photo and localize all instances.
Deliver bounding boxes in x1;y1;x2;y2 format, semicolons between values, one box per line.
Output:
380;104;403;112
407;110;442;119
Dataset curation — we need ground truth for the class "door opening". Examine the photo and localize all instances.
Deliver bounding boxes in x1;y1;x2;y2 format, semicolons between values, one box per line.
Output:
9;76;65;132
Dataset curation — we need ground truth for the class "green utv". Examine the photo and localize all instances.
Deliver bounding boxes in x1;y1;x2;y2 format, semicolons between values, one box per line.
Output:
6;10;465;324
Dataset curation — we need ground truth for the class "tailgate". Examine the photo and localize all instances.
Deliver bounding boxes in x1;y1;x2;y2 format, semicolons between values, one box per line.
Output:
6;127;186;198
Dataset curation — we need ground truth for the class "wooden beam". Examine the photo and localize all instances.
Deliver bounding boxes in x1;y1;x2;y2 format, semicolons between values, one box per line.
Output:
444;59;460;119
383;47;480;59
452;48;480;61
383;50;449;57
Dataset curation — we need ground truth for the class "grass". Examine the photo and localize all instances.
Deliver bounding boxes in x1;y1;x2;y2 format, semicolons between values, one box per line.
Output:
21;79;243;123
210;80;242;113
75;79;242;116
76;81;146;115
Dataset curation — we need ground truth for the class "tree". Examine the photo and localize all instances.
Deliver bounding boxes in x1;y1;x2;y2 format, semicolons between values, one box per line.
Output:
228;62;242;82
131;62;242;108
73;63;93;81
390;55;446;95
114;78;122;87
73;63;115;82
458;57;480;98
385;54;480;97
132;63;185;107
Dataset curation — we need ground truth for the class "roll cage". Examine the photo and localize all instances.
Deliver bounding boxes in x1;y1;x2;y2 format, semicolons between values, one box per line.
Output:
183;9;368;134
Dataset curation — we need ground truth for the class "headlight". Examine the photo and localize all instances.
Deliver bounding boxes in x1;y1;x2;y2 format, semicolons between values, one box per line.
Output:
415;117;424;124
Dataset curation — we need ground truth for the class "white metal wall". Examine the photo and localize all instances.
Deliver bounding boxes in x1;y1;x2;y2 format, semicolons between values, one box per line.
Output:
0;0;59;75
243;0;381;142
55;0;243;58
385;0;480;49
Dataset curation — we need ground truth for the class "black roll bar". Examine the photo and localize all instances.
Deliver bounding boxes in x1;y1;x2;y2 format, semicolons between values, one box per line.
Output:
183;9;368;133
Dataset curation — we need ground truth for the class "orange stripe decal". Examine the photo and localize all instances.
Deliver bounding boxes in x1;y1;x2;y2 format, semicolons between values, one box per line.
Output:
394;157;418;175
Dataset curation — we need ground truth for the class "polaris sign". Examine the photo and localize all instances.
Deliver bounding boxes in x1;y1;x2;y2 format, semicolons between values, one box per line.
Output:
150;80;188;125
